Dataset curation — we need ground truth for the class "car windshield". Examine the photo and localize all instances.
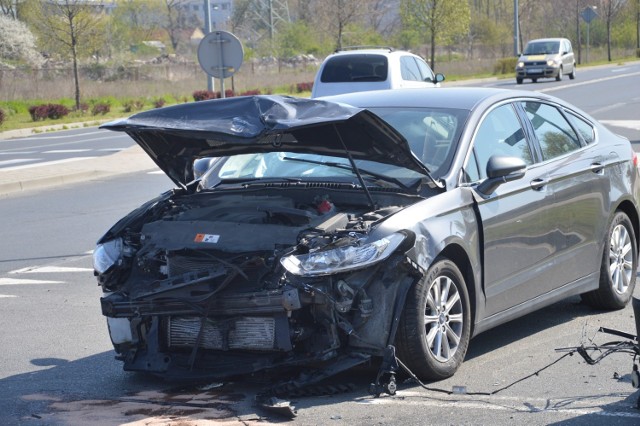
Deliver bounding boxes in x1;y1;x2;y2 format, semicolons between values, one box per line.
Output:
523;41;560;55
199;106;467;190
200;152;426;190
370;106;467;175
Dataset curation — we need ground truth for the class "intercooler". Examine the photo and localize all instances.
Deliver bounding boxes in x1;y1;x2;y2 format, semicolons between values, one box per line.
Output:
167;316;290;351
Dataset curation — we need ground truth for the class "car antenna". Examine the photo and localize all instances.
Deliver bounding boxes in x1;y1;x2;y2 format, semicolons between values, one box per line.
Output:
333;123;377;209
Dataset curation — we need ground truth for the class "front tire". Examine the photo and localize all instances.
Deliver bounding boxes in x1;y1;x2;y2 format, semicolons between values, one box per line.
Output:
396;258;471;381
556;67;563;81
582;211;637;310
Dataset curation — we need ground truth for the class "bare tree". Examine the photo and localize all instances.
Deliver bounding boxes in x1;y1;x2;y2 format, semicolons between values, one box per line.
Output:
27;0;104;110
162;0;185;52
599;0;626;61
0;0;17;17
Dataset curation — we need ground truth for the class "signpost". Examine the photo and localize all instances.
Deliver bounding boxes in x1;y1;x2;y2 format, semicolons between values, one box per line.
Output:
197;31;244;98
581;6;598;63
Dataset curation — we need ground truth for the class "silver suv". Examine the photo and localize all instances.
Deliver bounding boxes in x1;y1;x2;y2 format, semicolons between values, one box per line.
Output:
311;47;445;98
515;38;576;84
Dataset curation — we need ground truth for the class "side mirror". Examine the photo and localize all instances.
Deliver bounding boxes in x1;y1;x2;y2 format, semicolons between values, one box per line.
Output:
477;155;526;195
435;73;445;83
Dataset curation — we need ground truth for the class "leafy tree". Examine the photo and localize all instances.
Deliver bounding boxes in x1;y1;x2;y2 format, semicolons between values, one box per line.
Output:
275;21;325;57
24;0;106;110
110;0;166;55
401;0;470;71
0;14;42;66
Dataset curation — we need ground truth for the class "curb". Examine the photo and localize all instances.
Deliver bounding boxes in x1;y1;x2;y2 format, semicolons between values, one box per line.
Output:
0;145;159;198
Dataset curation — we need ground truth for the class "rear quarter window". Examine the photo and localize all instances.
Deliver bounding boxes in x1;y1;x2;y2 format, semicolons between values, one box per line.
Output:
566;112;595;144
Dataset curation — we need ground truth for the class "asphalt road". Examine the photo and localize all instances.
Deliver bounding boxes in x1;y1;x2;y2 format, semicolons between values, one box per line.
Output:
1;61;640;425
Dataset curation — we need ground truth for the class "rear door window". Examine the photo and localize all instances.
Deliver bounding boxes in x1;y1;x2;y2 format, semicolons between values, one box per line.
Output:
522;102;582;160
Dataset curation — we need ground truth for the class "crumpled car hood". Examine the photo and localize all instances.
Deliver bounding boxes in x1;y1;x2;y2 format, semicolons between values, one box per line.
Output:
101;95;429;186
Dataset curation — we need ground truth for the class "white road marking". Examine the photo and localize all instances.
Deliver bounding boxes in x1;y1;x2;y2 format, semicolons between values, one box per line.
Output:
0;151;37;155
148;170;165;175
10;266;93;274
600;120;640;131
0;156;97;172
0;278;64;285
538;71;640;93
361;391;640;419
0;158;40;166
10;131;108;141
97;148;127;152
0;294;17;298
43;149;92;154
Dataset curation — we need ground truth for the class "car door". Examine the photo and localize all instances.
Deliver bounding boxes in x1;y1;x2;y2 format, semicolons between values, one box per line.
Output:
465;102;558;316
561;40;574;72
519;101;607;290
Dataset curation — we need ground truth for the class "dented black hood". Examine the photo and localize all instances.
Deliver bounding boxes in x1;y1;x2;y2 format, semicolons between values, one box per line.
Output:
100;95;430;187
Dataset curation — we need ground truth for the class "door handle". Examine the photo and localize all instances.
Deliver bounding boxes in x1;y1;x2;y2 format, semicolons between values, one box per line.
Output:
530;178;548;190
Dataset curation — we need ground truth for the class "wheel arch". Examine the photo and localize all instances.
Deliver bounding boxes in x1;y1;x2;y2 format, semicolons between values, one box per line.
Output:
615;199;640;251
438;243;477;336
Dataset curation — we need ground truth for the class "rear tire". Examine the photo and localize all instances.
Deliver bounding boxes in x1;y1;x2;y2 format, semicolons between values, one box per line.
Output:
582;211;637;310
569;64;576;80
396;258;471;381
532;78;538;83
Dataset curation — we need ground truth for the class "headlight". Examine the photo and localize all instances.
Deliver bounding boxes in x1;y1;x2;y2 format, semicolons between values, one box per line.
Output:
547;59;559;66
93;238;124;274
517;61;524;68
281;233;405;276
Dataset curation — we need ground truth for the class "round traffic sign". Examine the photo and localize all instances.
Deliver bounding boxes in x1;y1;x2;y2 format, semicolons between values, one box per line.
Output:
197;31;244;79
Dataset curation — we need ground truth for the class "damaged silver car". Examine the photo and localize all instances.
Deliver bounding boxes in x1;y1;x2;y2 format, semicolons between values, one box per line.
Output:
95;88;640;387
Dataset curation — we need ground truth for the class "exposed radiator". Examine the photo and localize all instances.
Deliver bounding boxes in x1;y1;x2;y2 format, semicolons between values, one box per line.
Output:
167;316;277;351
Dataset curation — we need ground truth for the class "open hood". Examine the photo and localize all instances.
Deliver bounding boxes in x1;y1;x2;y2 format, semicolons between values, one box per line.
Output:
100;95;430;187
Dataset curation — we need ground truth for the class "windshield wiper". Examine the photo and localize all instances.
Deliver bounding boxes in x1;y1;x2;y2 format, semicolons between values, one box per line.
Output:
207;176;302;189
281;156;411;190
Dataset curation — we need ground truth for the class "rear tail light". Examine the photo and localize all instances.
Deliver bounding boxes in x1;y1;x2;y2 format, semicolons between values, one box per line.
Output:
632;149;638;168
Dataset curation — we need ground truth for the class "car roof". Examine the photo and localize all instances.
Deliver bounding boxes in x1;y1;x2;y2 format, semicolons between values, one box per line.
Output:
526;37;568;43
319;87;547;111
326;48;421;58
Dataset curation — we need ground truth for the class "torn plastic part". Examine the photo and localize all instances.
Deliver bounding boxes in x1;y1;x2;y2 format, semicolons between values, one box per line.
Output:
256;396;297;419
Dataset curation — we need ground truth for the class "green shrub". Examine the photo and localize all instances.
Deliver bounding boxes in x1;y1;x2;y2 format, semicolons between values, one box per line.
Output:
493;57;518;75
91;103;111;115
0;108;5;126
122;99;146;112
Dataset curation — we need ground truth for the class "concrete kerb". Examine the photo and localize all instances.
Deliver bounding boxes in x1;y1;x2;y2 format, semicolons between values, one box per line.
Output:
0;144;159;198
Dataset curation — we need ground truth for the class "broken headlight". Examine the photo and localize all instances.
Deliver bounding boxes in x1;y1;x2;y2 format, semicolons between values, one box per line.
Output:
93;238;124;274
281;233;405;276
